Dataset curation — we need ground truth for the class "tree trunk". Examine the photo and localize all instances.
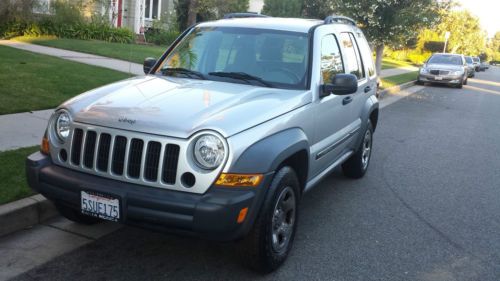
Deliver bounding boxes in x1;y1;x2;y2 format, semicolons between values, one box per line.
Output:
375;43;385;78
187;0;197;26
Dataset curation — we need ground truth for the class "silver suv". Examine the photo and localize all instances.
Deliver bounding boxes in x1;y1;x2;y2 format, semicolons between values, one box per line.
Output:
26;14;379;272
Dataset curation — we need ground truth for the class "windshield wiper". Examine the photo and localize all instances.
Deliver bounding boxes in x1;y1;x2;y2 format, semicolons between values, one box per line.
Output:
162;68;205;80
208;72;274;87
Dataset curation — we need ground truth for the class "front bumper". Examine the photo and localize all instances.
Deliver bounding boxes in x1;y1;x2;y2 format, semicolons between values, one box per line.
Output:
418;73;463;85
26;152;272;241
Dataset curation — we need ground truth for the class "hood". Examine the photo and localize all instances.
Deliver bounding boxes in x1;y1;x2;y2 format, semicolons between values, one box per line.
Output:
425;63;463;71
61;76;312;139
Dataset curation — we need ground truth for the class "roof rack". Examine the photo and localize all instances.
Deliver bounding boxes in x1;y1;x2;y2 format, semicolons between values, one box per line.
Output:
324;15;356;26
223;13;269;19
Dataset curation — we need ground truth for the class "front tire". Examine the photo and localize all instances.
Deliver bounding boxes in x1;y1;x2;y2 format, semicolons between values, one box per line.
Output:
342;121;374;179
242;166;300;273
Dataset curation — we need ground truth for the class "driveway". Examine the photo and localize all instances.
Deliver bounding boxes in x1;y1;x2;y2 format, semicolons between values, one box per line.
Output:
9;67;500;281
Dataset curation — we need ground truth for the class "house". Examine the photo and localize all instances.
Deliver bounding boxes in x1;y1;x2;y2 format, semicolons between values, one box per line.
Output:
36;0;264;34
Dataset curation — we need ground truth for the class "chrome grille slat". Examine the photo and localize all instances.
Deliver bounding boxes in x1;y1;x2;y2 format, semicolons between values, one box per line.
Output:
92;133;101;172
155;143;166;184
107;134;116;174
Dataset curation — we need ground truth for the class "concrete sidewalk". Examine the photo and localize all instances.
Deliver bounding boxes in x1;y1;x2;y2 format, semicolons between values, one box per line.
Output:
0;40;143;75
0;109;53;151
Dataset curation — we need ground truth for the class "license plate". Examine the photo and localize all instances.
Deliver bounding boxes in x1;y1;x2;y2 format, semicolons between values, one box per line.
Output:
81;191;120;221
434;76;443;80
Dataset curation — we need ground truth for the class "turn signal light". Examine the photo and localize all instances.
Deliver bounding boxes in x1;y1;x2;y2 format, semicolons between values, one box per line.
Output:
215;173;263;187
41;136;50;155
237;207;249;224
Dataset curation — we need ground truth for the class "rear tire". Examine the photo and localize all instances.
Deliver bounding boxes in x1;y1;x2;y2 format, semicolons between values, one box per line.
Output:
241;166;300;273
55;203;101;225
342;120;374;179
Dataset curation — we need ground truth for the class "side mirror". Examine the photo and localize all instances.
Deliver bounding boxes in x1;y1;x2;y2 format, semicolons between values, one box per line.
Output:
321;74;358;97
143;57;157;74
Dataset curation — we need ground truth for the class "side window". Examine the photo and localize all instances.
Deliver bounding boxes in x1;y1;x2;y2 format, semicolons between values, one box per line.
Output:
357;34;376;77
339;32;365;80
320;34;344;84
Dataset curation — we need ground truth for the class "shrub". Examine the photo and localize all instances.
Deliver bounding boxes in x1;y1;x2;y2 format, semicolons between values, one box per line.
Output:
145;28;179;46
0;0;133;43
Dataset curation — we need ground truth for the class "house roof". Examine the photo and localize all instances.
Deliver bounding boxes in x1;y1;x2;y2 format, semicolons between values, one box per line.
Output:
197;17;324;33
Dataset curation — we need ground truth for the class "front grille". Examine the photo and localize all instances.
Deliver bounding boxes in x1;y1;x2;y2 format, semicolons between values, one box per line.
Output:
430;70;450;75
70;128;180;185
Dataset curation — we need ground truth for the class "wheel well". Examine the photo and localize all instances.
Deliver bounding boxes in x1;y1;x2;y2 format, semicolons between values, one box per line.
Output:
279;150;309;192
370;108;379;132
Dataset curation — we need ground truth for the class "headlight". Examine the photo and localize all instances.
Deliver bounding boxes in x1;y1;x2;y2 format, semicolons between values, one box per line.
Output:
452;70;463;75
420;68;428;74
193;134;225;169
54;110;71;142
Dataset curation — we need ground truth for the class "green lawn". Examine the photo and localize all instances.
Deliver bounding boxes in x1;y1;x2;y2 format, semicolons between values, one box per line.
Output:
380;71;419;90
14;36;166;64
0;146;39;205
381;58;416;70
0;45;131;115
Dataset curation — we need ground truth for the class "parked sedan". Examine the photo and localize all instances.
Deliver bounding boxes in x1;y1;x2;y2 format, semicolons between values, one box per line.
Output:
417;53;468;88
465;56;475;77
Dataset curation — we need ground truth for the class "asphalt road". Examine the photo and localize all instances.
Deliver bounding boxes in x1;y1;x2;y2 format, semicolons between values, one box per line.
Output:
13;67;500;281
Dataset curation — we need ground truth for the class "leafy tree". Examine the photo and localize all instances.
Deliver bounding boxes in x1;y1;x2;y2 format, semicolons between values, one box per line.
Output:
302;0;333;19
331;0;444;76
262;0;302;17
437;10;485;55
175;0;249;31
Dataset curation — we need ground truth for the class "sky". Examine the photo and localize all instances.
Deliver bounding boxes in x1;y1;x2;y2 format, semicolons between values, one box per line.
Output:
457;0;500;37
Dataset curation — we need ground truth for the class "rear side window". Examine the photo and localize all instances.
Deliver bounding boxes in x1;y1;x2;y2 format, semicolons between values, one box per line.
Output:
320;34;344;83
339;32;365;80
357;34;376;77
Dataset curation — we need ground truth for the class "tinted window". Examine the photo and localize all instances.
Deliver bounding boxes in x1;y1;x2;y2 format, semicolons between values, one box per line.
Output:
320;35;344;83
428;54;463;65
339;33;365;79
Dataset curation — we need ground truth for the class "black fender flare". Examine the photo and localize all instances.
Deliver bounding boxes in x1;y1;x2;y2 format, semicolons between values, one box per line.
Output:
229;128;309;174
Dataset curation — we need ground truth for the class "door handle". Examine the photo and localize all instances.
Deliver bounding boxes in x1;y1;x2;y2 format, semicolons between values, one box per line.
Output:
342;96;353;105
364;86;372;93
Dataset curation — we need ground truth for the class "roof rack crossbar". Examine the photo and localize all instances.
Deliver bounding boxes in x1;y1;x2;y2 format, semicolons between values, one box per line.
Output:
223;13;269;19
324;15;356;26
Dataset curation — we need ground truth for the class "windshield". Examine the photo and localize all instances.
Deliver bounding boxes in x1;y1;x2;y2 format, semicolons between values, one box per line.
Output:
428;54;463;65
465;57;473;63
156;27;309;89
473;57;480;63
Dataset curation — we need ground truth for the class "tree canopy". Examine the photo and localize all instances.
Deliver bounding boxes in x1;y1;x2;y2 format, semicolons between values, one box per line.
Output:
262;0;302;17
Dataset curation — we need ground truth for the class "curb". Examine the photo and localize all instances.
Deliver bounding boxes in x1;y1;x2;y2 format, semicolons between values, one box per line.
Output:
0;194;57;237
378;80;417;99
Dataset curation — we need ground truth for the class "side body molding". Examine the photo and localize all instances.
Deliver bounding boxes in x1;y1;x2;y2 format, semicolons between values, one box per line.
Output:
229;128;310;174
